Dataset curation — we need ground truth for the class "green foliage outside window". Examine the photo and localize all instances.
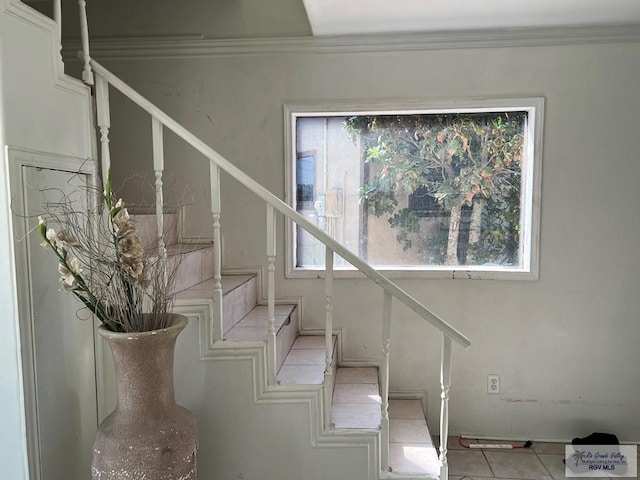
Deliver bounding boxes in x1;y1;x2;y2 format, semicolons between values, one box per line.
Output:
344;112;526;266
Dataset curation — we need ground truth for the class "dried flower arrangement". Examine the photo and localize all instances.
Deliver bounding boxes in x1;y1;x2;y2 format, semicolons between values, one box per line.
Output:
36;172;176;333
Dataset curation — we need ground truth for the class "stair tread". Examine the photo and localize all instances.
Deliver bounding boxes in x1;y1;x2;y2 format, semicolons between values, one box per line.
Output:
175;274;255;299
332;367;381;430
276;335;336;385
224;304;297;342
388;399;439;476
165;243;212;255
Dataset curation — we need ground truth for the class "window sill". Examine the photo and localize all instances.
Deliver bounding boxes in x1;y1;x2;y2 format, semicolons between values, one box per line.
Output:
285;264;539;281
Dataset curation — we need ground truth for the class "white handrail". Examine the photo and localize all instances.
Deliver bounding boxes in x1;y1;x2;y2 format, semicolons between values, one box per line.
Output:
88;58;470;349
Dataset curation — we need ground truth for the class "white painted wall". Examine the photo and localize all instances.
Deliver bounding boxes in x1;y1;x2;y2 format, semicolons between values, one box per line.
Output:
0;1;95;477
0;30;29;480
83;36;640;443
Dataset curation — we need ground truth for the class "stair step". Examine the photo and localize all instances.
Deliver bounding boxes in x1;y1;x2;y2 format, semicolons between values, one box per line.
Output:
332;367;381;430
177;274;257;333
131;212;178;248
132;212;214;293
388;399;439;476
226;303;299;371
276;335;336;385
167;243;214;293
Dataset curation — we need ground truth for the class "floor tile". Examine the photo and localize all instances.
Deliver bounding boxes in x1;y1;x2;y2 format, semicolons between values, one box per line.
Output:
335;367;378;384
484;450;551;479
532;442;566;455
388;442;440;476
388;399;424;419
333;383;381;404
282;348;326;365
332;403;381;429
291;335;325;349
389;419;432;444
447;449;494;477
277;365;324;385
537;453;611;480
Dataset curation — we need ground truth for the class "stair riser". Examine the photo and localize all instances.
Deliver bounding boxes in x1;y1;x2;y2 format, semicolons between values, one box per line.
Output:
222;276;257;335
169;247;214;293
276;307;299;372
132;213;178;250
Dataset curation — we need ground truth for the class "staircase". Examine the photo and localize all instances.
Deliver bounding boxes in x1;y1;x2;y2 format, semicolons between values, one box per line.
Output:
86;53;472;477
130;212;441;478
7;2;468;479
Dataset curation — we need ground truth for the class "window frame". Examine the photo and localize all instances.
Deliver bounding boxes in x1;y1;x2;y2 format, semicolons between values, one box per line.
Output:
284;97;544;280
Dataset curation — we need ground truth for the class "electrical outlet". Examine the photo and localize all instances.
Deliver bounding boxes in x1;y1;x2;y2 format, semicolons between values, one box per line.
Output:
488;374;500;394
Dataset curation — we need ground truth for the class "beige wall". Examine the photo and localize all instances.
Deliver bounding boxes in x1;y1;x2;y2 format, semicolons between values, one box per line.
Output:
85;37;640;441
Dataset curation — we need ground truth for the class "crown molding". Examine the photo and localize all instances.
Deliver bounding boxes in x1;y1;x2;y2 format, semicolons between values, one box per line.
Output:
62;24;640;61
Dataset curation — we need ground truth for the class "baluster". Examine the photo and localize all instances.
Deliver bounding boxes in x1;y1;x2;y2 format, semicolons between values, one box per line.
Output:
439;334;452;480
53;0;61;43
77;0;94;85
266;204;277;384
151;118;166;270
381;291;392;472
323;247;334;429
94;74;110;191
210;162;223;342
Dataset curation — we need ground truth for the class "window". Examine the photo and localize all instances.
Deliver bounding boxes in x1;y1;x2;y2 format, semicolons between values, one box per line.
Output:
285;98;543;279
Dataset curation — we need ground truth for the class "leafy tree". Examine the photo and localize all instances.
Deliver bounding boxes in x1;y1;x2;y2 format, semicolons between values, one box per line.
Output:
344;112;525;265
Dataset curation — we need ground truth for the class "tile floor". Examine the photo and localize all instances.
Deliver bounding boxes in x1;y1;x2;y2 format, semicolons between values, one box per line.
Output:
443;437;636;480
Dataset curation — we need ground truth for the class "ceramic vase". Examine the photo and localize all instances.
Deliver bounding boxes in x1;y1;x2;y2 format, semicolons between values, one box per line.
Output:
91;314;198;479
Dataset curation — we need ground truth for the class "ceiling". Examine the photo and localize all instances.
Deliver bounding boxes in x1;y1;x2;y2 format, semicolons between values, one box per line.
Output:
302;0;640;36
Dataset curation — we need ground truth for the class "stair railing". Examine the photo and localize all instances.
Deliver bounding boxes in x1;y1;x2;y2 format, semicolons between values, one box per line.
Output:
88;58;470;479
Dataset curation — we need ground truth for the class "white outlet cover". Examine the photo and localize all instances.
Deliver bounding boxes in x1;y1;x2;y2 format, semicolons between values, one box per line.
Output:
488;374;500;394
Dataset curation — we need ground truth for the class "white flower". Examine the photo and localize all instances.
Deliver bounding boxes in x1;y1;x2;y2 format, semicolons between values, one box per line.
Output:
115;198;124;209
55;230;80;249
113;208;133;234
118;232;145;281
42;227;57;248
121;256;145;280
58;257;82;291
